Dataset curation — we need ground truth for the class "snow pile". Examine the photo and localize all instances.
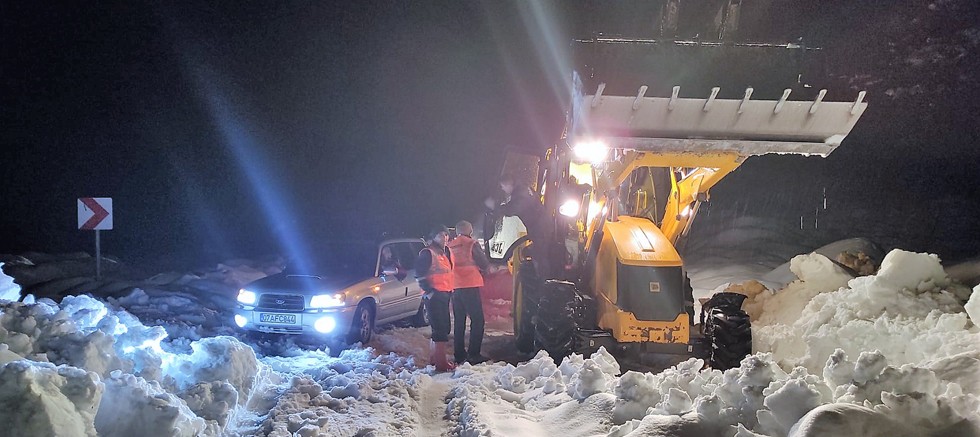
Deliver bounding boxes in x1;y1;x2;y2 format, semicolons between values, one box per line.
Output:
0;263;20;301
0;295;266;436
0;360;102;436
439;249;980;436
750;249;978;373
254;347;432;436
108;285;238;341
447;347;979;437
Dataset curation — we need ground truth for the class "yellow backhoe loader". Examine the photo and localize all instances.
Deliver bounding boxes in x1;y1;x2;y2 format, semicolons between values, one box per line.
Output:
484;1;869;369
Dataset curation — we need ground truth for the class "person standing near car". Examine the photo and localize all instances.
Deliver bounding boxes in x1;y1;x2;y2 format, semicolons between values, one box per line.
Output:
415;225;455;372
447;220;490;365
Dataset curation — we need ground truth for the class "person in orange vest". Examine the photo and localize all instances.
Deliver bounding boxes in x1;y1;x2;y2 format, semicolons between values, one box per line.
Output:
447;220;491;365
415;225;455;371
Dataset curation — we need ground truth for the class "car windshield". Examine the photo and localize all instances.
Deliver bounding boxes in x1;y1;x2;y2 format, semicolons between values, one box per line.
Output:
281;241;378;285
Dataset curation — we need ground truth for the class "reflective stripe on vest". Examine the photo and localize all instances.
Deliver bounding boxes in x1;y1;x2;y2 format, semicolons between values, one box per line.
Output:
425;247;454;292
448;236;484;288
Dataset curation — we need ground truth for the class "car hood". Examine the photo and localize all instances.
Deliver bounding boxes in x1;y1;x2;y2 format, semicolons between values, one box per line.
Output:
245;272;364;294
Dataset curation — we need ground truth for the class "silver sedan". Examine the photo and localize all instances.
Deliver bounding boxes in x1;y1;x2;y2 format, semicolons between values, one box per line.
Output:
233;238;429;344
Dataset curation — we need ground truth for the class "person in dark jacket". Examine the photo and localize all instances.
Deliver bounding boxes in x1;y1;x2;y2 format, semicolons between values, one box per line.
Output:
447;220;491;365
486;176;556;279
415;225;455;371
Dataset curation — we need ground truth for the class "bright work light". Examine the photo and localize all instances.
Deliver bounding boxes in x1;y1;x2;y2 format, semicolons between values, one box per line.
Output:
559;199;580;217
573;140;608;164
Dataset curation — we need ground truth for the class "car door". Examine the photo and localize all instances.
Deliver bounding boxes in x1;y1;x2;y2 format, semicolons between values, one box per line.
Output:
375;240;425;323
397;240;426;315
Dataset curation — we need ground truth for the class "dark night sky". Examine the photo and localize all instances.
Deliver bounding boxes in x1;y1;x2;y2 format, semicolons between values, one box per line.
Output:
2;1;979;268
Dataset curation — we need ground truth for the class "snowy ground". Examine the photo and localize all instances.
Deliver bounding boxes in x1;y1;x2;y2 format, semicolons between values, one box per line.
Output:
1;227;979;436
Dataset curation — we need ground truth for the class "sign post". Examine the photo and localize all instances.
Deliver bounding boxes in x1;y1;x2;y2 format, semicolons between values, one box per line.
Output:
78;197;113;280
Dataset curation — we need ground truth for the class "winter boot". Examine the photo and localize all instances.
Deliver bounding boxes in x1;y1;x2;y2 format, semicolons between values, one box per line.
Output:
430;341;455;372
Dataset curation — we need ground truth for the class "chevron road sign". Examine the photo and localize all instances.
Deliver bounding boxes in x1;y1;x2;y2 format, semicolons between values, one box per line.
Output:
78;197;113;230
77;197;112;279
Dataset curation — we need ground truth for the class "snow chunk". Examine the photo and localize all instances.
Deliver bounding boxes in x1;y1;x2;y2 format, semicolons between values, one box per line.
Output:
876;250;949;293
0;263;21;301
0;361;102;437
96;371;207;437
166;336;258;400
965;285;980;325
791;253;854;292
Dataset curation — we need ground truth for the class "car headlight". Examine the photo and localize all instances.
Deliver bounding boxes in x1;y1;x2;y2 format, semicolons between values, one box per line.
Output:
310;293;346;308
237;289;257;305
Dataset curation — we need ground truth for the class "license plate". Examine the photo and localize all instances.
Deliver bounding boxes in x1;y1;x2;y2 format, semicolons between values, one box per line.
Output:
260;313;297;324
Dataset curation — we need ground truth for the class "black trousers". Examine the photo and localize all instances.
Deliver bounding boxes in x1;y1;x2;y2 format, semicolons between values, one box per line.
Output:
427;290;452;342
452;287;485;362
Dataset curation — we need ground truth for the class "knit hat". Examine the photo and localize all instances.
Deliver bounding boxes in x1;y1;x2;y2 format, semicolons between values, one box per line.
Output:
427;224;449;240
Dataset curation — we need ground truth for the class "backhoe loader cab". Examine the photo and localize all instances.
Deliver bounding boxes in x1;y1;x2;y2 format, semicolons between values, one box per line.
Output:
484;3;869;369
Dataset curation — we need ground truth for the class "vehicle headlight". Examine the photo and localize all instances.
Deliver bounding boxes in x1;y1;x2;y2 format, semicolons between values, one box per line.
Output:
573;140;608;164
310;293;346;308
559;199;580;217
237;289;257;305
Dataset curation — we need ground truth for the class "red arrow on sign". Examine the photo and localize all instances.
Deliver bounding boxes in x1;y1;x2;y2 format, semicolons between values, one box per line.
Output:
80;197;110;230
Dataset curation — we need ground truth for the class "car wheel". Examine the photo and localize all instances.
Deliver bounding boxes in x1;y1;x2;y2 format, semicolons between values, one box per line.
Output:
347;301;376;345
411;300;430;327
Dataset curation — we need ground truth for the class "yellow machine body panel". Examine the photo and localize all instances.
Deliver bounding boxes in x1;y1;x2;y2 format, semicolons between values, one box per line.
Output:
598;309;690;344
601;216;682;267
592;217;689;344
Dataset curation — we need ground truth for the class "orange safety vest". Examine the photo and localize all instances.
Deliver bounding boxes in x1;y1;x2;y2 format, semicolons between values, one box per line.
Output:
448;235;484;288
424;246;454;292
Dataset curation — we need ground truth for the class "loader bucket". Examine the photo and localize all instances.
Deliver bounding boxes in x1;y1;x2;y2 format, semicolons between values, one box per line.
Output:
569;82;868;158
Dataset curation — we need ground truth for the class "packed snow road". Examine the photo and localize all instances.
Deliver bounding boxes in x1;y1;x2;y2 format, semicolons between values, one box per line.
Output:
0;238;979;436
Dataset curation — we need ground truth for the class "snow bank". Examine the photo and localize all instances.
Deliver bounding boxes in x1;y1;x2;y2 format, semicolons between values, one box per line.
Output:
0;295;267;436
440;248;980;437
750;249;978;373
255;348;431;436
448;347;979;437
2;247;976;437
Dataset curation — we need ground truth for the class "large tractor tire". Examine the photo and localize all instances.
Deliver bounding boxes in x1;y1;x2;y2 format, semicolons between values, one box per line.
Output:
533;281;578;362
514;260;539;354
700;292;751;370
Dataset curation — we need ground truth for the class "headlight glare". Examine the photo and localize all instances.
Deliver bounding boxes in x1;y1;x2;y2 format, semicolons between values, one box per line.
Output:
237;289;257;305
573;140;608;164
314;317;336;333
559;199;580;217
310;293;346;308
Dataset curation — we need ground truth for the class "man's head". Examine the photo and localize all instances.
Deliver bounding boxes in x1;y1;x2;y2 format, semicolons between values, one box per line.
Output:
455;220;474;237
428;225;449;247
499;176;515;195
